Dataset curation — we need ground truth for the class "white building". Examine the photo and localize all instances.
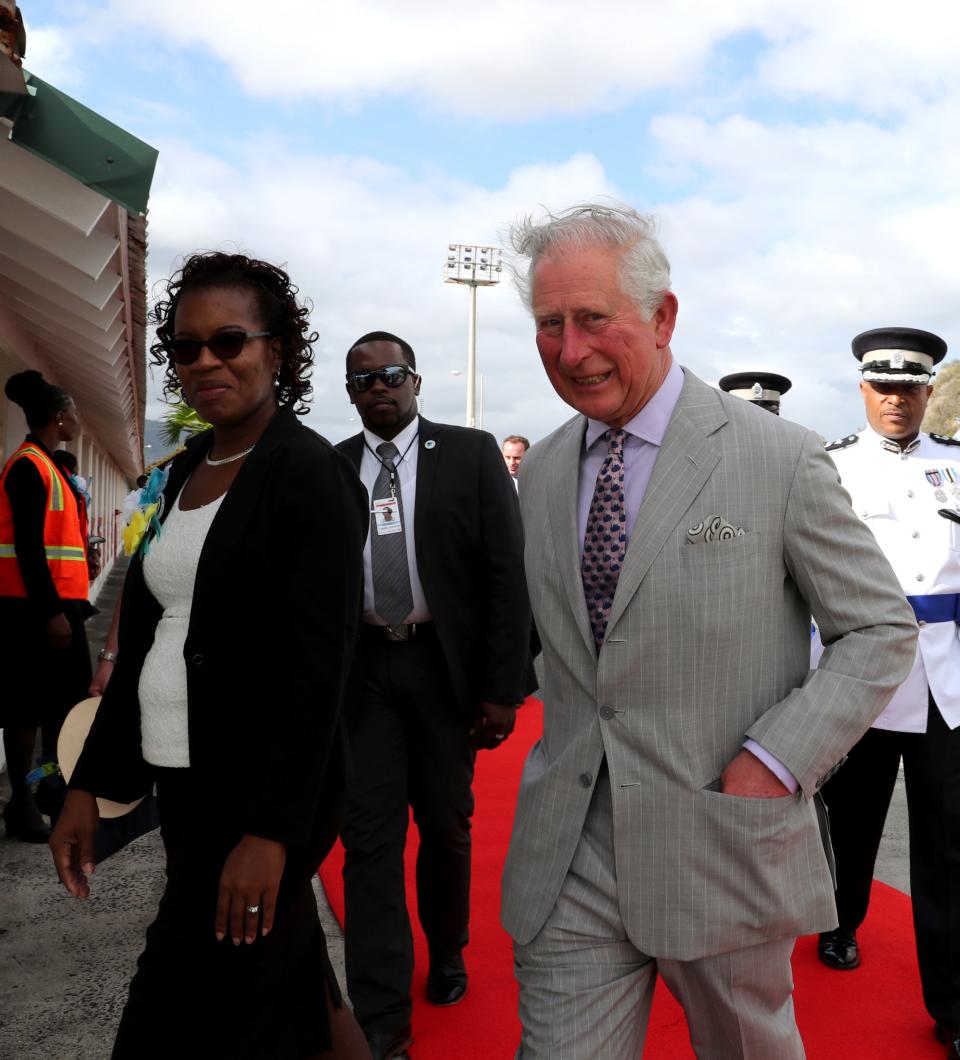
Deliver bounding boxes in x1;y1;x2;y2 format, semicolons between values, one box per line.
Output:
0;65;157;600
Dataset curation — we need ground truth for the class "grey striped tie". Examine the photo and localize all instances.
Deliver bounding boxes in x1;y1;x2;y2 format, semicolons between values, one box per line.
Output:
371;441;414;625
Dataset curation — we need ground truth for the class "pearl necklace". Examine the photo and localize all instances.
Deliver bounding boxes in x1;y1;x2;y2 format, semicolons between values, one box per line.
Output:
205;444;254;467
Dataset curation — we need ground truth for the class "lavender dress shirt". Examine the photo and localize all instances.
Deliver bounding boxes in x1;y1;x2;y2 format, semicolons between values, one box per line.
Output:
576;357;797;793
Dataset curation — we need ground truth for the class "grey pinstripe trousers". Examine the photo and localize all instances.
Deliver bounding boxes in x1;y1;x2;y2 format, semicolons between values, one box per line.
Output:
514;763;806;1059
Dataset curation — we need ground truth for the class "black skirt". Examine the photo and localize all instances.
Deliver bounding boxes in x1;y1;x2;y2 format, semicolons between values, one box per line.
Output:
0;597;91;729
112;768;343;1059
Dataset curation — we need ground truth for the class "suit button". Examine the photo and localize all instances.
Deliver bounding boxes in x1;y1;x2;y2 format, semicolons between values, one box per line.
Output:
189;653;205;669
599;705;615;720
579;773;593;788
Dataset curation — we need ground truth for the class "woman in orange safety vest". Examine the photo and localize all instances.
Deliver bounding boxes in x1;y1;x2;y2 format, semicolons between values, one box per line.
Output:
0;370;92;842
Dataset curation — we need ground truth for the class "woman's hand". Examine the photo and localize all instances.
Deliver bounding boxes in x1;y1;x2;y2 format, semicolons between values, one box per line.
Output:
46;612;72;651
50;790;99;898
215;834;286;945
88;658;115;696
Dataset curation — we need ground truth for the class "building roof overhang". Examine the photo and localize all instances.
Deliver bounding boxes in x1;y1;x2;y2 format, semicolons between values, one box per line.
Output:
0;64;154;479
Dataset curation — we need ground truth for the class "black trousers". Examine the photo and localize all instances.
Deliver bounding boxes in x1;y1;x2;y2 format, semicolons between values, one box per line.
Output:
341;630;475;1033
821;695;960;1030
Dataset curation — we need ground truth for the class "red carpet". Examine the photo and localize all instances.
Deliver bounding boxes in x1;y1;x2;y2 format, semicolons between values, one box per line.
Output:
320;700;941;1057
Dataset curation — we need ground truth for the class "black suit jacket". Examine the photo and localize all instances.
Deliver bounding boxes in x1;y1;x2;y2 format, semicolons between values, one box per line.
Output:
336;417;530;717
71;409;368;850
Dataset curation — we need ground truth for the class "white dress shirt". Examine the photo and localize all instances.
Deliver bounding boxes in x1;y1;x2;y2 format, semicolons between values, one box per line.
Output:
359;415;430;625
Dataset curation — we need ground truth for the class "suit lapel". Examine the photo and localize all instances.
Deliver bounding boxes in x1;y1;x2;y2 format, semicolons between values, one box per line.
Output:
545;416;595;656
605;371;726;636
413;417;439;568
338;433;363;474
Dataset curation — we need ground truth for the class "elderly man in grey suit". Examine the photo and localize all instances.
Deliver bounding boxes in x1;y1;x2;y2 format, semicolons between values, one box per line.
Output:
501;202;918;1059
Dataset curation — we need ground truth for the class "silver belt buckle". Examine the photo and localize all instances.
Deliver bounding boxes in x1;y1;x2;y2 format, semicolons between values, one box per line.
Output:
385;623;410;642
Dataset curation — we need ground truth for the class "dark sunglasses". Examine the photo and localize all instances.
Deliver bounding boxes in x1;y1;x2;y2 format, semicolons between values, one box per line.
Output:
346;365;415;392
166;330;272;366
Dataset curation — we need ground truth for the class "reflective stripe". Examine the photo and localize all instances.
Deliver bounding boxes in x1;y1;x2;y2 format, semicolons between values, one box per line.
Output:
45;546;86;560
18;446;64;511
0;543;84;560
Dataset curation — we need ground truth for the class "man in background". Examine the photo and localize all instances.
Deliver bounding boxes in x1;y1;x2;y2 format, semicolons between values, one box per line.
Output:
820;327;960;1058
718;371;792;416
502;435;530;485
337;331;530;1060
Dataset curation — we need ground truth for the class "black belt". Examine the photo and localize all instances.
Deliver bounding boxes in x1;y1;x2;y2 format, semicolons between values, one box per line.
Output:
360;621;435;643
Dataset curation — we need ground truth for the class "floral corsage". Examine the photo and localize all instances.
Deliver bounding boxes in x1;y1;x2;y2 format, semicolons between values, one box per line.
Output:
122;465;169;557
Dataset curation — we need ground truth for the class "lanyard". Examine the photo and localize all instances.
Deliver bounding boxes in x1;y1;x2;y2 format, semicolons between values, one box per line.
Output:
364;433;418;500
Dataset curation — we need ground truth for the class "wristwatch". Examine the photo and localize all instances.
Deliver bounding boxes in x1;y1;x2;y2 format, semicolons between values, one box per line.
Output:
98;648;118;663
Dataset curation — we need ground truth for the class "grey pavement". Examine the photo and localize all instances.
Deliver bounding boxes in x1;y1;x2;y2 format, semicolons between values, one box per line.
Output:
0;559;911;1057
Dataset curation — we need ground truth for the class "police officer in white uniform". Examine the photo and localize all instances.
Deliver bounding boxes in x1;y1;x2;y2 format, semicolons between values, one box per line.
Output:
718;371;792;416
819;326;960;1056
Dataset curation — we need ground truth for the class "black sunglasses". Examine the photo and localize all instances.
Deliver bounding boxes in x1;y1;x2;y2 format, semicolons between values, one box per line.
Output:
346;365;415;392
166;330;272;366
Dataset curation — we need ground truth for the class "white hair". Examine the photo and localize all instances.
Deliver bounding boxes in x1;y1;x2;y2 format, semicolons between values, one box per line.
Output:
509;201;672;320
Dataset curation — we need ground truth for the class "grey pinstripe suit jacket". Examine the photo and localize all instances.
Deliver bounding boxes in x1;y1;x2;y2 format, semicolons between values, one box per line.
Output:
501;368;917;960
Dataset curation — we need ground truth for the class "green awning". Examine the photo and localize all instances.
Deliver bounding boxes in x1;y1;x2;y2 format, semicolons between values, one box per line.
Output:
0;70;158;215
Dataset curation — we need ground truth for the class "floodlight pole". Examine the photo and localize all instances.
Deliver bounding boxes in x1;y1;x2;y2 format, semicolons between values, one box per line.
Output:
444;243;502;429
466;283;478;428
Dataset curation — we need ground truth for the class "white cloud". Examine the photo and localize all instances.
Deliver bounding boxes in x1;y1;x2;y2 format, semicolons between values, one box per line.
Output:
755;0;960;114
649;104;960;435
23;25;81;87
97;0;763;118
144;146;614;444
28;1;960;446
56;0;949;121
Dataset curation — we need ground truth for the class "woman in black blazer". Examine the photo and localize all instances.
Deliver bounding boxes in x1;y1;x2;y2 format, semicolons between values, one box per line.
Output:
50;252;370;1059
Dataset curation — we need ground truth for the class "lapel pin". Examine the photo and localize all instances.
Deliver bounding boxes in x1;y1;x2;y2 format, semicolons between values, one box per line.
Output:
424;439;436;450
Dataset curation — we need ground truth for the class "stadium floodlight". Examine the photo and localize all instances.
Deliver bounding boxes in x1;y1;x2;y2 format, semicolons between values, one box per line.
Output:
443;243;502;428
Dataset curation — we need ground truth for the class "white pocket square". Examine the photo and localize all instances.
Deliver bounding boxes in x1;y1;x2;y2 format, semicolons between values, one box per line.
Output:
687;516;746;543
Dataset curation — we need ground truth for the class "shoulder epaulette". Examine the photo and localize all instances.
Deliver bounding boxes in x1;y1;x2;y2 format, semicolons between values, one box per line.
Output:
824;434;859;452
930;433;960;447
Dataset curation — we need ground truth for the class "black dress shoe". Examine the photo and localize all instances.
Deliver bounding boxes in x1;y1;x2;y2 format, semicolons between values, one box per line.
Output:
934;1024;960;1056
364;1022;413;1060
426;953;467;1006
818;929;860;970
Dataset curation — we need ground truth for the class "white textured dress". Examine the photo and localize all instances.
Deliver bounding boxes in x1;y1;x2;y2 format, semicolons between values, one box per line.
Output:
139;490;224;767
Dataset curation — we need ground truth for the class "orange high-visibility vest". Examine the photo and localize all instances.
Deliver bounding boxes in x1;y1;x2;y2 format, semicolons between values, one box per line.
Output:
0;442;89;600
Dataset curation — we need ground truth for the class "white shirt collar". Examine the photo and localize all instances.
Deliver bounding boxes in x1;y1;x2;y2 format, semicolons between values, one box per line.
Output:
362;414;420;458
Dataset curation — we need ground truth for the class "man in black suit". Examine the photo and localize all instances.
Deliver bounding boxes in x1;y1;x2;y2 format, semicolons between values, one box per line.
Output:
337;331;530;1059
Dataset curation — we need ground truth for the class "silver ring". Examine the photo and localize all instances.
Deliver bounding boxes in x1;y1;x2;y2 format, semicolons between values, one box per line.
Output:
245;904;260;914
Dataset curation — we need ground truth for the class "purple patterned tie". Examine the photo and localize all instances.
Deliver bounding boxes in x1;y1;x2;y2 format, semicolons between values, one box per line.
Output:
581;428;628;651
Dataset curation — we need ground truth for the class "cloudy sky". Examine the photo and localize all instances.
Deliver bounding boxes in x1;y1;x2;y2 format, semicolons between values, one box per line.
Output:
25;0;960;445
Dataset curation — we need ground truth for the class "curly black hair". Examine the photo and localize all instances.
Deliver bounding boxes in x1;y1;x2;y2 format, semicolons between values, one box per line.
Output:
149;251;316;414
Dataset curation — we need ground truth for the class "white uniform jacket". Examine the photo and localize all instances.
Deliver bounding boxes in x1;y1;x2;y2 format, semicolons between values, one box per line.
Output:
827;427;960;732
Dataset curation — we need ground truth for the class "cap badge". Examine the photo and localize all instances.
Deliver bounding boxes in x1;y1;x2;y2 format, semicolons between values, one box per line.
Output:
751;382;763;398
891;350;905;368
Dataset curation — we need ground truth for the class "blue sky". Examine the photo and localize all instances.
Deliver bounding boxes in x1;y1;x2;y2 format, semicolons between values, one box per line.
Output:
23;0;960;445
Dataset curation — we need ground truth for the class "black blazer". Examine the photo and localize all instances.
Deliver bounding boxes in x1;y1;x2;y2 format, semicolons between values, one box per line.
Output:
71;409;368;850
337;417;530;717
